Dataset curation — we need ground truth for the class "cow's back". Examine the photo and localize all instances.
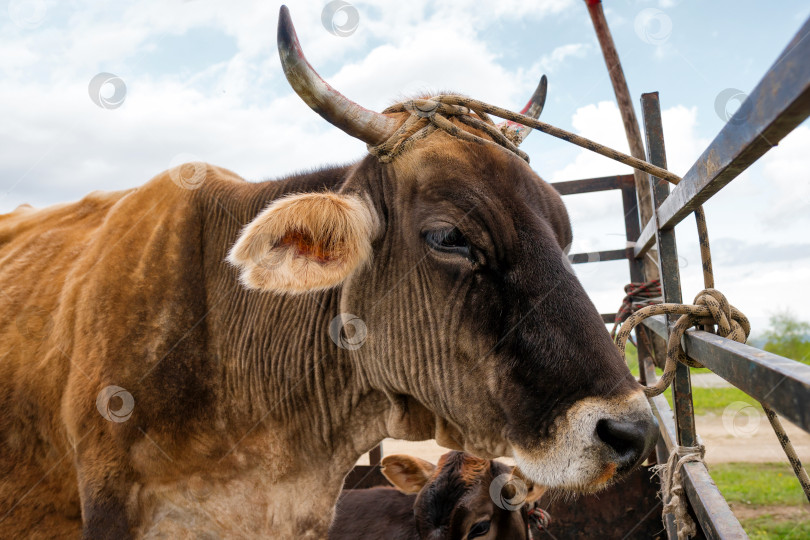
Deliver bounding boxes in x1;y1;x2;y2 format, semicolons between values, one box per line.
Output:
0;166;242;537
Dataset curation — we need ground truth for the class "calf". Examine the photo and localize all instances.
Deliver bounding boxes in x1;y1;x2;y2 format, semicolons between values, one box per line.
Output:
331;451;546;539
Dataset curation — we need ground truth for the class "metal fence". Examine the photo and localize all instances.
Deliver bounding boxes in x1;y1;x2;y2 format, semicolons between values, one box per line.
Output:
560;14;810;539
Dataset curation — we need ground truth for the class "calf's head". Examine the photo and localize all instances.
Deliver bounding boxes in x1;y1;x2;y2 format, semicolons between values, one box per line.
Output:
228;6;658;494
382;452;543;540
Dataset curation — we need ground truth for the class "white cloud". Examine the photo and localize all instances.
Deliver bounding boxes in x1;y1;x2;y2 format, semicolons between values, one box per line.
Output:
535;43;591;74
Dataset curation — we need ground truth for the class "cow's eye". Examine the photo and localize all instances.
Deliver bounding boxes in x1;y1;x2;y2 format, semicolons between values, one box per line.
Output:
424;227;472;259
468;519;491;539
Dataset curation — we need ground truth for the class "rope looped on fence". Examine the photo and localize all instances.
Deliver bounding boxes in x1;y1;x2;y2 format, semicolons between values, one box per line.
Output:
614;288;750;397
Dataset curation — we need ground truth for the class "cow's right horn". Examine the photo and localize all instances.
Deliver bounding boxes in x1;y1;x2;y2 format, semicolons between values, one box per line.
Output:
277;6;398;146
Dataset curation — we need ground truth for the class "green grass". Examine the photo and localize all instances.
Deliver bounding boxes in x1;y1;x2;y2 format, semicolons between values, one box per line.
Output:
711;463;809;539
662;386;760;416
710;463;810;506
743;515;810;540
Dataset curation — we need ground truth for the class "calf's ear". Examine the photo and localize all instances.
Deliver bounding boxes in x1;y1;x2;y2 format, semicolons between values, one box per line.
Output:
381;455;437;494
228;192;378;293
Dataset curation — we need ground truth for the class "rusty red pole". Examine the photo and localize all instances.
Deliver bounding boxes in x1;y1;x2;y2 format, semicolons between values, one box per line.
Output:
584;0;666;368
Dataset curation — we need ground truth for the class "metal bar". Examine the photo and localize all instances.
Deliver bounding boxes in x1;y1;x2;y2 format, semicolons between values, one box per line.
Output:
643;314;810;432
621;181;653;385
369;444;382;466
601;313;617;324
681;462;750;540
643;362;748;539
682;331;810;433
635;17;810;259
641;92;698;449
549;174;632;195
568;249;627;264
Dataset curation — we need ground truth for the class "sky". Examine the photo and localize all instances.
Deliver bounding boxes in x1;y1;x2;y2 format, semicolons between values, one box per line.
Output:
1;0;809;333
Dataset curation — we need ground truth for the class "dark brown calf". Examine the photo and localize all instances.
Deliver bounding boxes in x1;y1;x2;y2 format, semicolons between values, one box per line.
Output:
330;451;545;540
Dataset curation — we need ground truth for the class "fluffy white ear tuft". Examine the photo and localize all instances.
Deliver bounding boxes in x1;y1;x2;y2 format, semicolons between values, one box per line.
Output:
227;192;377;293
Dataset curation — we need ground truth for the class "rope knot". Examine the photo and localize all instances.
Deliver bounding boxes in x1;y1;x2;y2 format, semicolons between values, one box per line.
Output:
367;95;530;163
613;288;750;397
654;445;705;540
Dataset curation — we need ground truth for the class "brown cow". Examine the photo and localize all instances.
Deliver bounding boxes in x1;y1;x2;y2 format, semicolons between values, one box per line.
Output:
0;6;656;539
330;451;545;540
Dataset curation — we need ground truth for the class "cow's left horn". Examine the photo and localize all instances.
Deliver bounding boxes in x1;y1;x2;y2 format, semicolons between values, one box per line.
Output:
498;75;548;144
277;6;398;146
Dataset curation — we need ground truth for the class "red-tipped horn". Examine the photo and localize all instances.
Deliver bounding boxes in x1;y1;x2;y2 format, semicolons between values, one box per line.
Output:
498;75;548;144
277;5;398;146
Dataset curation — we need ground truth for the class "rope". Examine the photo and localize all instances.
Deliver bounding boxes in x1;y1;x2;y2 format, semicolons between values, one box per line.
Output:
367;95;683;185
654;445;705;540
527;504;551;539
762;404;810;503
610;279;662;339
614;201;810;529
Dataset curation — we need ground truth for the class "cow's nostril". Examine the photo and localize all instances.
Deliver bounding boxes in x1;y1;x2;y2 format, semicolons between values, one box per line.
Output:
595;418;658;472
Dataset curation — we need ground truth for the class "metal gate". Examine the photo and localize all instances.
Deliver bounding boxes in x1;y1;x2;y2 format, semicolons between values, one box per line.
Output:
345;12;810;540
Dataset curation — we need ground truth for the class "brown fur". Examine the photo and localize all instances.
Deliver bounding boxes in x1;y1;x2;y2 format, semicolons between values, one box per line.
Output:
0;110;654;538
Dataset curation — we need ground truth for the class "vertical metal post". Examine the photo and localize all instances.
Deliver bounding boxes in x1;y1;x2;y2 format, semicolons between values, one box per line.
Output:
640;92;698;449
369;444;382;466
620;178;651;386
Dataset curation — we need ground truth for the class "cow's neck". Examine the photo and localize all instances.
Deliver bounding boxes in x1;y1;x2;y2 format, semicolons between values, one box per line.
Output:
195;169;391;522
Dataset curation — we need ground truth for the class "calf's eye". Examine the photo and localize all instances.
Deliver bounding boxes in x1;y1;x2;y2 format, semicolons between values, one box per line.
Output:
424;227;472;259
468;519;491;539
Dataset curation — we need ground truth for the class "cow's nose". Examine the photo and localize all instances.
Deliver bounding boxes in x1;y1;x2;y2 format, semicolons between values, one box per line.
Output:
595;417;659;472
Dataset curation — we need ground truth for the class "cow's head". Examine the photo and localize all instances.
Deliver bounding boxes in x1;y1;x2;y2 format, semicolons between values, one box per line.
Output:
228;6;658;494
382;451;544;539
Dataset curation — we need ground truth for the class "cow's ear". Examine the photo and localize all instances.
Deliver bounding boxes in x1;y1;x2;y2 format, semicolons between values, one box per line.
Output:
381;455;437;494
228;192;378;293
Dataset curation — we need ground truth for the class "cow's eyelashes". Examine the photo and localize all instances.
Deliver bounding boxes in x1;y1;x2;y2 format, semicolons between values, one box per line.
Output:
468;519;491;539
424;227;473;259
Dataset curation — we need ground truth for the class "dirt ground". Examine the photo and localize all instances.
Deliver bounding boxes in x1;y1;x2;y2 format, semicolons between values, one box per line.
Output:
357;414;810;466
